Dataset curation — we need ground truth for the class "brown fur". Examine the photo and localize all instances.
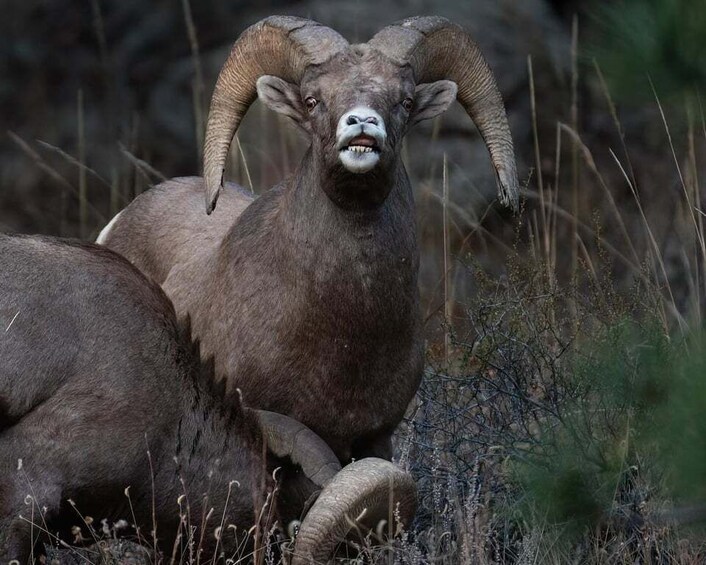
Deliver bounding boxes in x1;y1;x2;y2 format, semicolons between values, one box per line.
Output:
0;234;274;563
102;46;450;462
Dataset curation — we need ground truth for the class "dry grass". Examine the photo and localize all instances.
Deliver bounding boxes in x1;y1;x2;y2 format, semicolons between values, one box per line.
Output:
5;6;706;564
12;115;706;564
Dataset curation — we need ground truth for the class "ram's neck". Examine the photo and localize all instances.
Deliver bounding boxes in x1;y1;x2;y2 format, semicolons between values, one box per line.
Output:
277;149;419;277
170;385;266;514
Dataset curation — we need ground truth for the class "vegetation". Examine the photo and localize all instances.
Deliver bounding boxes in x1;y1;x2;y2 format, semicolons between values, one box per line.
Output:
5;2;706;563
590;0;706;104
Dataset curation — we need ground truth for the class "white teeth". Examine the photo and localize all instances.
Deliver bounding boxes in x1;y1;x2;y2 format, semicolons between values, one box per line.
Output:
346;146;375;153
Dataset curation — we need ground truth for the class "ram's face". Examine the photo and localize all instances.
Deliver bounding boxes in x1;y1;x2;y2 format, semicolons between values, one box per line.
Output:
300;48;415;175
256;46;457;177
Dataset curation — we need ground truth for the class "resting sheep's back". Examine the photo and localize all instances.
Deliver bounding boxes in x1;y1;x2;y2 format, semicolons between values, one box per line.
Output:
0;234;269;560
101;177;253;284
0;234;184;428
0;235;192;525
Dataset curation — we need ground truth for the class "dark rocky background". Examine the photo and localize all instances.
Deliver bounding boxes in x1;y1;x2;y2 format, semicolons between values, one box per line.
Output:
1;0;569;233
2;0;703;323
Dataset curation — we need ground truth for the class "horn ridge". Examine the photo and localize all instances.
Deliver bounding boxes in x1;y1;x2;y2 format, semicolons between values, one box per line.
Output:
291;458;417;565
203;16;349;213
368;16;520;210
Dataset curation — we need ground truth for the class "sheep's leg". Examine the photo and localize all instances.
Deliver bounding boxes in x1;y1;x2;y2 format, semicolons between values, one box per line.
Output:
0;518;30;564
0;477;62;564
0;475;35;564
0;433;63;564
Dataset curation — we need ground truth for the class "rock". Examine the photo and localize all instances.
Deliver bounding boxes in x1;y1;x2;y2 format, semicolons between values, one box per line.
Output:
0;0;570;236
44;540;151;565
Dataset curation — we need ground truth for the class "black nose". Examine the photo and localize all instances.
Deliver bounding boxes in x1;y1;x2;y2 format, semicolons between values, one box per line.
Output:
346;114;379;126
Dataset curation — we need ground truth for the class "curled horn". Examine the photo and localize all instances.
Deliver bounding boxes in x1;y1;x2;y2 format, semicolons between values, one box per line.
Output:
203;16;349;213
368;16;519;210
256;410;341;488
291;458;417;564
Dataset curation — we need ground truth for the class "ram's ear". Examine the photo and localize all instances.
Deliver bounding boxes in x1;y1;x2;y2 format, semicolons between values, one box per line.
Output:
256;75;310;131
410;80;458;126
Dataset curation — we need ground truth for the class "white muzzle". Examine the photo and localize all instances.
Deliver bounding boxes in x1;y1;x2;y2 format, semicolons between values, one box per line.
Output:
336;107;386;174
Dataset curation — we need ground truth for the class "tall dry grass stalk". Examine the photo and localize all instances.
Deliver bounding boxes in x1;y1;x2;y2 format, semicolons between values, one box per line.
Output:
570;15;580;282
182;0;206;160
443;153;451;362
78;89;87;239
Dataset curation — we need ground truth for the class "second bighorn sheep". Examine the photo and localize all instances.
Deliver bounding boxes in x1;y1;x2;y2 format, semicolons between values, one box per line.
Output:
98;16;519;463
0;233;416;564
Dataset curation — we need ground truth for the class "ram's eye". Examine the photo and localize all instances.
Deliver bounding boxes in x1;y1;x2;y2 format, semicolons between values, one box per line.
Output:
401;98;414;112
305;97;318;111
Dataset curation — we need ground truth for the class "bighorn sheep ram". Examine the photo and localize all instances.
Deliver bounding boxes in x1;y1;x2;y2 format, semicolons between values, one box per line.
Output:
98;16;519;463
0;233;416;564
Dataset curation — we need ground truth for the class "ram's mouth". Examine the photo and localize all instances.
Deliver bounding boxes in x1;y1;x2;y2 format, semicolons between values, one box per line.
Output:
338;131;383;174
341;134;380;154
